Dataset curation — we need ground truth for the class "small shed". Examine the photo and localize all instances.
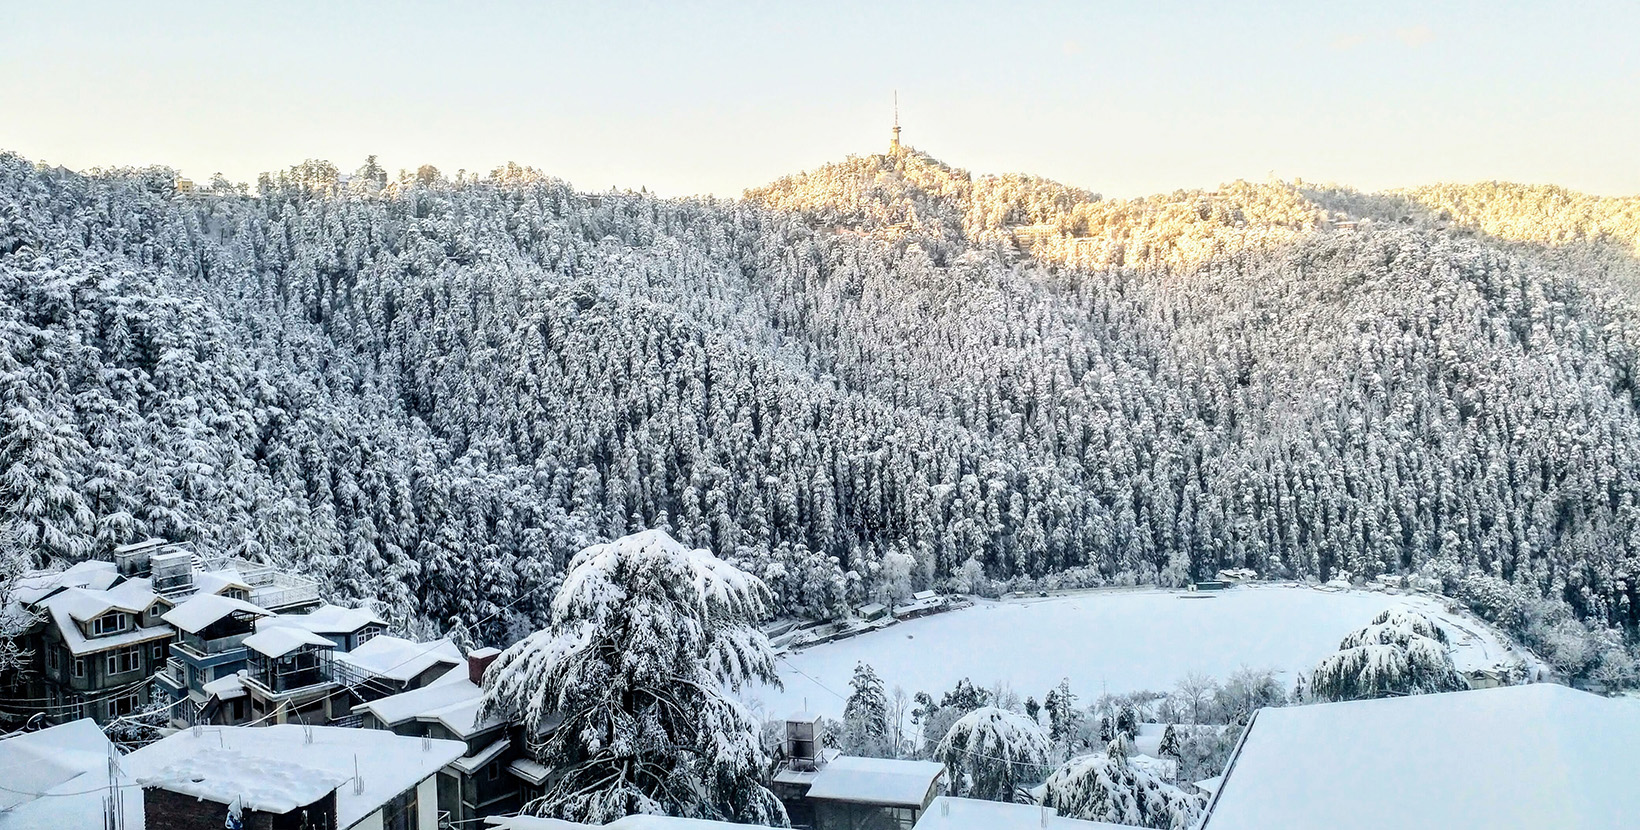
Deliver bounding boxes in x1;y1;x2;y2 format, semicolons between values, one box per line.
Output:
804;756;945;830
857;603;890;622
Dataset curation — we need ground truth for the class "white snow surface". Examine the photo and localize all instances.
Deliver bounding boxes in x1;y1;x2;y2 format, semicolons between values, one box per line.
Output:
161;593;270;633
243;626;334;657
754;585;1531;723
1200;684;1640;830
332;634;462;682
918;796;1132;829
125;724;465;827
802;755;945;806
0;718;112;811
0;719;140;830
260;603;386;635
485;816;777;830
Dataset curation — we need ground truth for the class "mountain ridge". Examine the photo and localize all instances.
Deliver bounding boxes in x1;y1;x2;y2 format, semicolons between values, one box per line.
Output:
1;147;1636;684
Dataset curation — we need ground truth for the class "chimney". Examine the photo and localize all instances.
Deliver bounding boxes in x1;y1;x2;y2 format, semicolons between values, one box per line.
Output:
467;647;501;686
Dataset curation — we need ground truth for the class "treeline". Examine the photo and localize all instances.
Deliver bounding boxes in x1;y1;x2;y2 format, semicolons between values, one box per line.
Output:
1;149;1638;659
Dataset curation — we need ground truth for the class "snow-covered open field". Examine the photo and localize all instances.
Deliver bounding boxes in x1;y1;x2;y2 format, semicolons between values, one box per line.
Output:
746;585;1530;723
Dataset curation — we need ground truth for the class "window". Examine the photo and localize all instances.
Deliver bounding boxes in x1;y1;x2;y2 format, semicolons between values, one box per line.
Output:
47;647;59;673
92;613;129;636
151;642;165;662
486;760;501;781
382;787;418;830
356;627;381;646
887;806;917;830
105;645;139;676
109;691;138;718
72;657;85;679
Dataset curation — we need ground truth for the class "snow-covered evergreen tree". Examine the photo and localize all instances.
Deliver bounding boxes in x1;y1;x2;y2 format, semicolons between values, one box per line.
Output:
0;520;36;673
936;706;1051;802
1041;738;1206;830
842;661;893;758
1310;609;1468;701
479;530;785;825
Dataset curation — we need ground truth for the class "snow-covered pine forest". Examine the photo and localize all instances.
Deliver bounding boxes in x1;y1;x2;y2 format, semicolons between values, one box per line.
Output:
2;148;1638;673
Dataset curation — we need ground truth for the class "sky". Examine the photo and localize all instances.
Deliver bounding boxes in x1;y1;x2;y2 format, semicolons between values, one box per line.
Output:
2;1;1636;198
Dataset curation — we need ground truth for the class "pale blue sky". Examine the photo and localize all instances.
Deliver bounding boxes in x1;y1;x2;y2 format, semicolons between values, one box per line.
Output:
2;1;1635;197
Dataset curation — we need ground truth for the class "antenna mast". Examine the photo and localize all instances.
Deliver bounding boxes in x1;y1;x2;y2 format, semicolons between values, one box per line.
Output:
891;91;902;154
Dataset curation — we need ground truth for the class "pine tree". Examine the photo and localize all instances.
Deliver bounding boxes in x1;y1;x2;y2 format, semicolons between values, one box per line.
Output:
480;531;786;825
1310;609;1468;701
842;661;892;758
1042;737;1206;830
936;706;1051;802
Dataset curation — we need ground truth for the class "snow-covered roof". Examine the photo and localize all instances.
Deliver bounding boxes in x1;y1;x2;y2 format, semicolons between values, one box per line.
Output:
448;737;511;775
202;671;248;701
162;593;271;633
192;569;252;596
1200;684;1640;830
804;755;946;807
913;590;938;601
261;603;387;635
1193;774;1222;796
0;719;112;812
334;635;461;683
0;719;140;830
423;689;505;737
36;581;156;622
243;626;335;658
506;757;551;786
484;817;596;829
11;560;119;606
354;674;481;726
1127;753;1177;782
126;725;465;828
916;797;1131;830
43;602;174;656
351;672;503;738
485;816;784;830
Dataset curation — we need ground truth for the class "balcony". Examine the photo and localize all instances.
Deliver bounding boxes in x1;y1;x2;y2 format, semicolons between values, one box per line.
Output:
196;556;321;611
243;648;335;697
174;630;253;658
154;657;186;690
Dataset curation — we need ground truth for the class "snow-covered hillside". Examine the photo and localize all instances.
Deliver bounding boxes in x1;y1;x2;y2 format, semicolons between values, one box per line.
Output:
750;586;1536;723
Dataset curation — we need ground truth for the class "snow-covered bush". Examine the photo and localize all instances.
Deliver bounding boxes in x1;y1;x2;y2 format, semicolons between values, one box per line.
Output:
480;530;785;825
936;706;1052;802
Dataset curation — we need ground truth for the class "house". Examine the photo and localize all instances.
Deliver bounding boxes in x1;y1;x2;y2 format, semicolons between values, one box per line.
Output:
354;647;532;823
1198;684;1640;830
240;625;349;725
261;602;389;652
894;591;946;619
334;634;465;697
153;592;272;727
0;718;142;830
126;724;466;830
773;713;946;830
856;603;890;623
114;538;323;614
914;797;1130;830
4;560;177;725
